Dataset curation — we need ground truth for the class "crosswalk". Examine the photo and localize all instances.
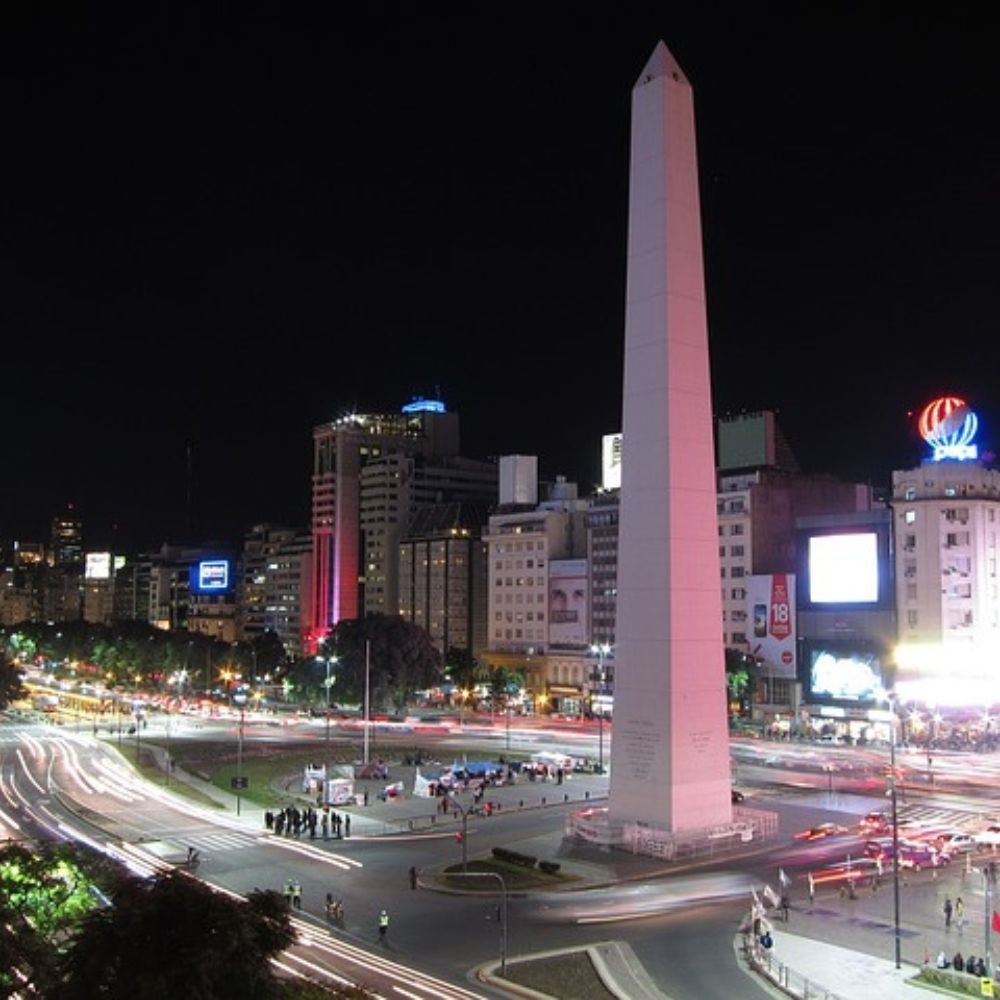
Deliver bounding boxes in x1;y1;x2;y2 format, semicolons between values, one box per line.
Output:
172;829;259;853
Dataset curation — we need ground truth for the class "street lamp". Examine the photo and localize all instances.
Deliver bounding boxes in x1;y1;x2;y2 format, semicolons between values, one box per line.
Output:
589;643;611;774
315;652;339;743
446;871;508;976
877;687;902;970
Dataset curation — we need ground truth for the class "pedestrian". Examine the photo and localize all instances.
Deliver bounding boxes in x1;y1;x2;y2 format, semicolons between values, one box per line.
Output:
955;896;965;928
780;892;790;923
944;896;953;929
807;872;815;906
344;815;351;838
409;866;417;890
292;881;302;909
283;880;294;909
379;907;389;942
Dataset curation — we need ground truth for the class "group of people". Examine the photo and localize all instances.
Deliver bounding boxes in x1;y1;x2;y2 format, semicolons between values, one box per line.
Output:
935;950;987;976
943;896;966;929
265;805;350;839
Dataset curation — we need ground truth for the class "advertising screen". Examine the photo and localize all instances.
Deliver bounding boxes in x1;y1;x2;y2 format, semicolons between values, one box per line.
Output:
808;533;879;604
602;433;622;490
806;643;885;704
192;559;231;593
85;552;112;580
548;559;588;648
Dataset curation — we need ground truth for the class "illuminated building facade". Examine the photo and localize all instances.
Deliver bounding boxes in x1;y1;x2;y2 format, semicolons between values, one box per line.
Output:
49;504;84;568
892;459;1000;704
241;524;312;660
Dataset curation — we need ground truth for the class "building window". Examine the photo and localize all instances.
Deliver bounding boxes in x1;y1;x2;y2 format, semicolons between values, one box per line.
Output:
905;583;917;601
731;567;745;578
905;487;916;500
903;534;916;551
906;610;918;628
731;632;747;644
720;567;726;578
730;545;744;557
730;524;744;536
904;510;916;524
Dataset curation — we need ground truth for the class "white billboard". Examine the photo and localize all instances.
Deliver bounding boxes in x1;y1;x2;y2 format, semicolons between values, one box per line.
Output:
85;552;112;580
748;573;796;680
602;433;622;490
808;533;878;603
548;558;588;648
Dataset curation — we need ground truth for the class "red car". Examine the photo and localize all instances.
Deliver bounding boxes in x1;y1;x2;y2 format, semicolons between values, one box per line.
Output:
794;822;850;841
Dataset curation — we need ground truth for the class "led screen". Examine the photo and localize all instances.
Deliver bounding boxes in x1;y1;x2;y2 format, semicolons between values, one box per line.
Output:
808;533;878;604
808;647;883;703
193;559;230;593
85;552;111;580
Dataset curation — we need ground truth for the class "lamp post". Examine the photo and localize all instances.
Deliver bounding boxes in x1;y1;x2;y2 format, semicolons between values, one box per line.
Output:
589;643;611;774
315;652;339;744
446;871;508;976
882;690;902;970
363;639;371;767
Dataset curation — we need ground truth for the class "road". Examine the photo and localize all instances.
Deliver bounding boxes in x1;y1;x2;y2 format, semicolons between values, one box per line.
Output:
9;715;1000;998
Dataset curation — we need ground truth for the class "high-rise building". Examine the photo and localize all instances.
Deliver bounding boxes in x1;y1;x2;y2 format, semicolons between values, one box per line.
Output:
309;399;497;649
49;504;84;568
241;523;312;660
398;501;491;657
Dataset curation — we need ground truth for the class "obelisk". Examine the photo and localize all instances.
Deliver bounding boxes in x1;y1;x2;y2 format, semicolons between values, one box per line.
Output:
607;42;732;831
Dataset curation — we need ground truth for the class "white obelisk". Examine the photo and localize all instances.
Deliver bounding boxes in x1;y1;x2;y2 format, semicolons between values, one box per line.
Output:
607;41;732;831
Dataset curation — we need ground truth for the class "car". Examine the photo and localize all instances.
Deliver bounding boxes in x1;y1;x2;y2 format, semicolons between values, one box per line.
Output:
864;837;950;870
794;822;851;841
731;789;745;804
806;857;882;887
975;825;1000;848
937;832;977;855
859;811;891;834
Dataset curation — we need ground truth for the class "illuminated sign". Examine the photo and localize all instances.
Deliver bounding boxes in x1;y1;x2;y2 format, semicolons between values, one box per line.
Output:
85;552;112;580
918;396;978;461
602;433;622;490
748;574;797;679
196;560;230;592
401;397;446;414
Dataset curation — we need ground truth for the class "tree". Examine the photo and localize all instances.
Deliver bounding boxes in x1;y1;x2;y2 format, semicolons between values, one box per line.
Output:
319;615;443;712
55;873;295;999
0;842;107;997
725;647;759;717
0;647;24;711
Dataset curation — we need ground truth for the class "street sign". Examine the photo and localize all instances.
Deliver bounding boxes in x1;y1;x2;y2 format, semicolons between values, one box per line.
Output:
231;776;248;789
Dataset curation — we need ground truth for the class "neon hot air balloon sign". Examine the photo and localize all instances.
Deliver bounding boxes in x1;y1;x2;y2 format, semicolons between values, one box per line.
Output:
918;396;979;462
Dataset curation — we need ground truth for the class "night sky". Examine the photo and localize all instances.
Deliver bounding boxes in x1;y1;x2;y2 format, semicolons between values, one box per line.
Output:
2;4;998;553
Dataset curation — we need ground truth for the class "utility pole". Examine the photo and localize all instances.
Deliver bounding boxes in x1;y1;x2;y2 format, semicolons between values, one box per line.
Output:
363;640;371;767
447;871;508;975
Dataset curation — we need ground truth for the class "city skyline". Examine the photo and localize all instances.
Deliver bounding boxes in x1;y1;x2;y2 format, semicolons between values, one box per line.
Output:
3;6;998;551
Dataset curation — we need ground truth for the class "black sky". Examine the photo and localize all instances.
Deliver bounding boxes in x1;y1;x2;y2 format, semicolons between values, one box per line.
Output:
2;3;998;553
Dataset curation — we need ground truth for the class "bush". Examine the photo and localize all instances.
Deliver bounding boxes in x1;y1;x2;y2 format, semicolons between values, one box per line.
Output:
491;847;536;868
538;861;561;875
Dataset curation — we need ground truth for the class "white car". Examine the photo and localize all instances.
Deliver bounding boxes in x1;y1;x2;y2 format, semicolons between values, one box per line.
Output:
974;825;1000;848
937;832;977;854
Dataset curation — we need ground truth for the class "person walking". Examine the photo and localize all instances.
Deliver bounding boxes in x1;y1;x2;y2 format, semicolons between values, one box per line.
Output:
292;881;302;909
283;880;294;909
409;866;417;890
955;896;965;929
344;815;351;838
378;907;389;943
944;896;953;929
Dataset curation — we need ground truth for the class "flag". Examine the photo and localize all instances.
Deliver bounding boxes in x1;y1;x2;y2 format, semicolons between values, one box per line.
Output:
992;910;1000;934
763;884;781;908
778;868;791;888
